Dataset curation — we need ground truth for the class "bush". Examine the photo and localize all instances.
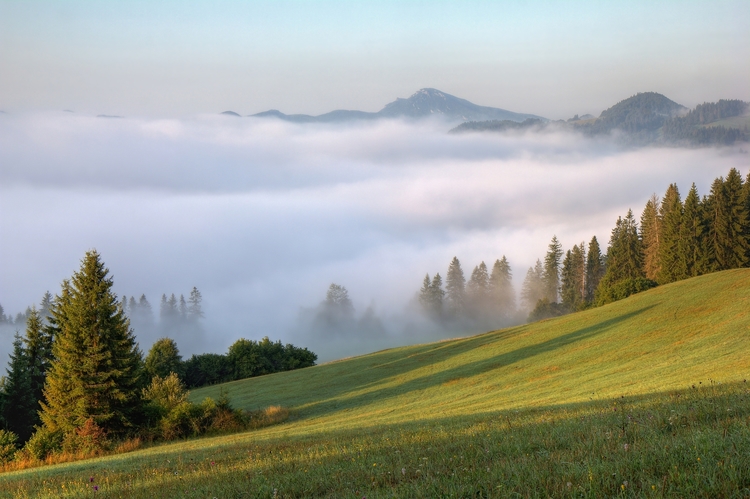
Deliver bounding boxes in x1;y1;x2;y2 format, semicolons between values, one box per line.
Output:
23;426;62;461
596;277;657;306
0;430;18;463
528;298;569;322
61;418;109;455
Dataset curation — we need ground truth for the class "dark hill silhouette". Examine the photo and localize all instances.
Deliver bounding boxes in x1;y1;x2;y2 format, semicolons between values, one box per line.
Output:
246;88;545;124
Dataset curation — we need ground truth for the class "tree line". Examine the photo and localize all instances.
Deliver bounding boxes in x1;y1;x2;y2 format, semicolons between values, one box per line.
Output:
0;251;316;462
522;167;750;320
418;256;517;327
145;336;317;389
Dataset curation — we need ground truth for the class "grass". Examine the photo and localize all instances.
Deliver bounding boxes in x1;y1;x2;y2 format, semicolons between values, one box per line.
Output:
1;269;749;497
699;112;750;131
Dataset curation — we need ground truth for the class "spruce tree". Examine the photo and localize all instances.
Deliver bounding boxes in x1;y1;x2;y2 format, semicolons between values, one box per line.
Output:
187;287;204;321
585;236;604;303
419;274;444;320
561;244;586;310
419;274;432;313
489;256;515;319
657;184;686;284
429;273;445;319
521;259;545;310
466;262;490;317
1;334;36;442
543;236;563;302
706;170;750;270
39;291;53;321
22;307;53;429
596;210;650;304
445;257;466;318
724;168;749;267
39;250;143;439
640;194;661;280
679;184;706;277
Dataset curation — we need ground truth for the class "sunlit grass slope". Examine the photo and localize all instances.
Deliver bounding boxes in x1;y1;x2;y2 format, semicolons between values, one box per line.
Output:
2;269;749;498
193;268;750;430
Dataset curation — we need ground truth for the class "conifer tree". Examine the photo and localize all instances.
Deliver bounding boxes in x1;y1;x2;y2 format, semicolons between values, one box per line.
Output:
445;257;466;318
596;210;650;305
489;256;515;319
178;295;188;322
128;296;138;316
23;308;53;429
187;287;204;321
706;171;749;270
429;273;445;319
657;184;686;284
466;262;490;317
561;244;586;310
1;334;36;442
640;194;661;280
419;274;444;320
419;274;432;313
543;236;563;302
521;259;545;310
39;250;143;439
679;184;706;277
585;236;604;303
39;291;53;321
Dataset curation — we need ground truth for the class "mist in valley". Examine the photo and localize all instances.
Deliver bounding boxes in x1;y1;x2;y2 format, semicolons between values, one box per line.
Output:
1;112;748;363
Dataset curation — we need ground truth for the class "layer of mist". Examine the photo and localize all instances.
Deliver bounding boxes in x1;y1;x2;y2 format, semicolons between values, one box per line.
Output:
1;112;747;363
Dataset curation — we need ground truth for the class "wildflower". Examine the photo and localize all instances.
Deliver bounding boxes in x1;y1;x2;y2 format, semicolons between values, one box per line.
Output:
566;482;572;489
401;468;406;475
89;477;94;482
93;485;99;491
623;443;629;451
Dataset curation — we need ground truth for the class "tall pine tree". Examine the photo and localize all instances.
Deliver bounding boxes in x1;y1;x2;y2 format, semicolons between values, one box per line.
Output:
679;183;707;277
657;184;686;284
585;236;605;303
543;236;563;302
1;334;36;442
39;250;143;440
445;257;466;318
640;194;661;280
23;307;53;430
489;256;515;319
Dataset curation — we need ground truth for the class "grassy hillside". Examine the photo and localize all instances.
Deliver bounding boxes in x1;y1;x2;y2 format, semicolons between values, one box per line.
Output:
192;268;750;427
2;269;749;498
701;112;750;131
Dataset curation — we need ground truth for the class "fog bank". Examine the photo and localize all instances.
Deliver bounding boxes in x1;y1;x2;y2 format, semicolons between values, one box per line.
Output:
1;113;747;362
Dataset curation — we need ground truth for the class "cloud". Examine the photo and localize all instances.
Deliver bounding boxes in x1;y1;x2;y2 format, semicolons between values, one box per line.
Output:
0;112;747;361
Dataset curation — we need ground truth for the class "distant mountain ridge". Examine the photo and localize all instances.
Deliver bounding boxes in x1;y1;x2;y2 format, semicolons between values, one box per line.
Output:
451;92;749;146
232;88;545;124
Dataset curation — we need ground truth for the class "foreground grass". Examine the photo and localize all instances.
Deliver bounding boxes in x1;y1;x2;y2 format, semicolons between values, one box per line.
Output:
1;269;749;497
1;382;748;498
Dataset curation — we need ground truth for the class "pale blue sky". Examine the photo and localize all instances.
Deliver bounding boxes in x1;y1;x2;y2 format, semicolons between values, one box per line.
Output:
1;1;749;118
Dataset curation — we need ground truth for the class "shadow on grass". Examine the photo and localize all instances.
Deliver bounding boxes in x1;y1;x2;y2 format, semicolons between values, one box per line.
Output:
292;305;657;416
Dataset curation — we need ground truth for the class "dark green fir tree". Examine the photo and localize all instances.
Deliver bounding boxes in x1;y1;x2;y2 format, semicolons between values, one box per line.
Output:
39;250;143;440
1;334;36;442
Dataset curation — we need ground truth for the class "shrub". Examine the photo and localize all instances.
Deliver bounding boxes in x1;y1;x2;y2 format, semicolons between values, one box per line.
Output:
528;298;569;322
61;418;109;455
596;277;657;306
0;430;18;463
23;426;62;461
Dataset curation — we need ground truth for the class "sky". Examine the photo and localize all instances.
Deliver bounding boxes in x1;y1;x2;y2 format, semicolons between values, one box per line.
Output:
1;1;749;363
1;1;748;119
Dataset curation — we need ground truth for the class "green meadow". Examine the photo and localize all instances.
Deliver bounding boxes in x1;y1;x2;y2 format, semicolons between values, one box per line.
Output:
2;269;749;498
